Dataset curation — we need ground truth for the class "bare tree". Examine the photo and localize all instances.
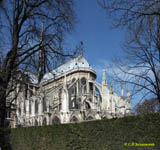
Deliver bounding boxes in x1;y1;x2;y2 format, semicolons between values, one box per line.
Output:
97;0;160;28
97;0;160;102
0;0;78;129
0;0;80;149
135;98;160;115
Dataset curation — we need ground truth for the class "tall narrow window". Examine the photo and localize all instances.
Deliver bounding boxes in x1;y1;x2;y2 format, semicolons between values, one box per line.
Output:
71;98;78;109
29;86;33;97
89;82;93;94
42;118;47;125
24;101;26;114
71;85;76;96
42;97;47;112
35;99;38;114
24;84;28;99
72;78;76;83
81;77;86;94
58;88;62;110
19;107;21;116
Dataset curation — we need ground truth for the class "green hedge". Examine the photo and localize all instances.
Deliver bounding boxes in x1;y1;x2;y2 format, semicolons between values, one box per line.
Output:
0;128;11;150
11;113;160;150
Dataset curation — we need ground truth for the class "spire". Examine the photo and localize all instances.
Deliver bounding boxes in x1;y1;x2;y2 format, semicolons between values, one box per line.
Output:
127;85;130;98
102;69;107;86
40;21;44;42
38;21;46;83
110;82;113;93
121;82;124;98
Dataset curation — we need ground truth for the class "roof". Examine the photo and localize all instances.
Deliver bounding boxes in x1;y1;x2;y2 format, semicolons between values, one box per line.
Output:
41;55;95;83
26;55;96;84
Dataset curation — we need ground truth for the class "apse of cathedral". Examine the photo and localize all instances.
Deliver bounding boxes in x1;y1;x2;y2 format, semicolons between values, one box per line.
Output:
8;54;131;128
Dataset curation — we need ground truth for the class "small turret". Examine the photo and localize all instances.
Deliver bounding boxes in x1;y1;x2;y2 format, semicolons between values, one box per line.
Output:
121;82;124;99
110;82;114;94
102;69;107;86
127;86;130;100
101;70;108;111
125;85;131;115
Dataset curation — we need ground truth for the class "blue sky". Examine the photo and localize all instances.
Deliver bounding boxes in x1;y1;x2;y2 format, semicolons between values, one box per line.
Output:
67;0;125;79
66;0;139;110
67;2;124;85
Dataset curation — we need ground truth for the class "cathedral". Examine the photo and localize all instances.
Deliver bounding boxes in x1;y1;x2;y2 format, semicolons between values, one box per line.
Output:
9;55;131;128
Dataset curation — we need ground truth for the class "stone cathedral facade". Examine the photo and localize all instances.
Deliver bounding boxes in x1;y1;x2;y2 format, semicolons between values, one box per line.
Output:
10;55;131;128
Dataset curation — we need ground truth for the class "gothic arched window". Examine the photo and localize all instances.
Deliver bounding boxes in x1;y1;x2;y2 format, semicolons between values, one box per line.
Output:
71;98;78;109
72;78;76;83
71;85;76;96
35;119;38;126
85;101;91;110
81;77;86;94
89;82;93;94
70;116;78;123
42;97;47;112
24;84;28;99
29;120;31;126
22;100;26;115
86;116;94;120
18;107;21;116
42;118;47;126
52;117;60;125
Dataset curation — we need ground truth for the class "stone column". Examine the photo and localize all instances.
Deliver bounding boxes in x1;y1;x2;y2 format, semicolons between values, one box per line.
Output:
101;70;108;110
76;79;79;96
86;79;89;94
16;83;20;93
32;100;35;116
61;75;69;113
61;89;69;113
16;100;19;116
26;99;29;117
93;82;95;103
61;75;69;123
111;96;115;115
21;101;24;116
39;98;43;115
27;84;30;99
47;114;50;125
46;99;49;112
33;86;36;95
